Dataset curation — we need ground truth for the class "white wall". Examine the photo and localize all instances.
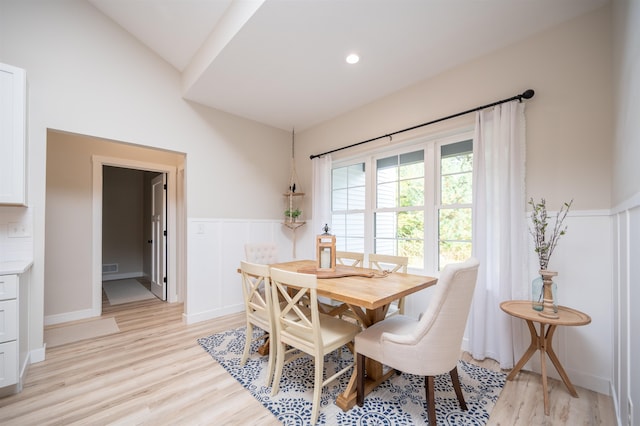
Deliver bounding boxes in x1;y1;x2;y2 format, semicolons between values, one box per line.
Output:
0;207;33;263
612;0;640;424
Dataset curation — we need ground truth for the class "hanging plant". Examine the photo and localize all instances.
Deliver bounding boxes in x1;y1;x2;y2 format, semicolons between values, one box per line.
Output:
284;208;301;219
528;197;573;270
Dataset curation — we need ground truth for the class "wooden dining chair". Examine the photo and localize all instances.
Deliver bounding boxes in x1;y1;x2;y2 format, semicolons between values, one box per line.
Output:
270;267;361;425
336;251;365;267
355;257;480;424
239;261;276;386
368;253;409;316
318;251;365;321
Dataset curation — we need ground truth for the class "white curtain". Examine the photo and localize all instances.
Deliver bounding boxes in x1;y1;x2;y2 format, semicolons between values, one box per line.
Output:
312;154;332;234
469;101;527;369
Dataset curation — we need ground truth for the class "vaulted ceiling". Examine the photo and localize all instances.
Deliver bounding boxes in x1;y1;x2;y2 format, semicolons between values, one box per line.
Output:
89;0;607;131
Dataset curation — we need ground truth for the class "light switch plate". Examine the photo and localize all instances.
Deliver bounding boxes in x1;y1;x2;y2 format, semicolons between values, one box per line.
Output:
7;221;30;238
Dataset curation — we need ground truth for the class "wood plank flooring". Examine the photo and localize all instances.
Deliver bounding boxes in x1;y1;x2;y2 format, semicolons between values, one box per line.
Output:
0;297;616;425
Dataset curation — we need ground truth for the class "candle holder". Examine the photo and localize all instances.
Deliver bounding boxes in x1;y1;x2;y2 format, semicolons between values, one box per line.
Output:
538;269;559;319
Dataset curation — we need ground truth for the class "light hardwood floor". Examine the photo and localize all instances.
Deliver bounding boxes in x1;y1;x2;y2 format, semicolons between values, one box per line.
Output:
0;297;616;425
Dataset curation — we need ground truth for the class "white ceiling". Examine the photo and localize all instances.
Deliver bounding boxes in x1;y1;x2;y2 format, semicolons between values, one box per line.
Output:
89;0;607;131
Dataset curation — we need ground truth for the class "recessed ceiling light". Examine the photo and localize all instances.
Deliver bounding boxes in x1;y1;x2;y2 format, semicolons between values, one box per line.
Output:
346;54;360;64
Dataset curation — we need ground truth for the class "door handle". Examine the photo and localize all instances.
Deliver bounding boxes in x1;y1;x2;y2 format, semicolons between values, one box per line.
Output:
148;240;153;244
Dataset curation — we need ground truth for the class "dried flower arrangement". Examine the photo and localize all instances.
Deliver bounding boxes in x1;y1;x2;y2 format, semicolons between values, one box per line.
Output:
528;197;573;270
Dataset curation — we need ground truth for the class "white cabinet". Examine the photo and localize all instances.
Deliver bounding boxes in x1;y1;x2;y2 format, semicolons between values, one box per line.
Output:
0;63;27;206
0;267;31;396
0;275;19;388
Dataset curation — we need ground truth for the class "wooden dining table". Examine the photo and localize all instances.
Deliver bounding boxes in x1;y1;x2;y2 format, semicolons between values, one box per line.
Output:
269;259;438;411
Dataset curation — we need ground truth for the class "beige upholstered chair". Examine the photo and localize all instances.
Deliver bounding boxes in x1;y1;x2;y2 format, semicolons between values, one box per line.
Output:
336;251;365;267
244;243;279;264
270;267;361;425
239;261;275;386
355;257;480;424
368;253;409;316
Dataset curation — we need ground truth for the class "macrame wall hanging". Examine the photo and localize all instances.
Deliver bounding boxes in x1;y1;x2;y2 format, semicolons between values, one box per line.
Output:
283;129;305;257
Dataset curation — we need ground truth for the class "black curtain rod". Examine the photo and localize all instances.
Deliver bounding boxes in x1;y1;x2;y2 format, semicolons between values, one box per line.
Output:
309;89;535;160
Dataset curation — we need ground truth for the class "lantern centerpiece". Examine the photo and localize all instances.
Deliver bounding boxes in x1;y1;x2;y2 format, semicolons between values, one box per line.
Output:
316;224;336;272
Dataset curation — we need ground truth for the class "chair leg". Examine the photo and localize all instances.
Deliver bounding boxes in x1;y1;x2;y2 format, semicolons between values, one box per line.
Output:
265;333;274;387
425;376;436;424
241;322;252;366
270;340;285;397
310;353;323;425
356;353;366;407
449;366;467;411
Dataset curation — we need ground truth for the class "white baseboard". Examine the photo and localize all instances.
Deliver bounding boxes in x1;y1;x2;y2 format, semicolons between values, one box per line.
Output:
102;271;145;281
182;304;244;324
520;363;611;396
44;308;100;325
30;345;46;363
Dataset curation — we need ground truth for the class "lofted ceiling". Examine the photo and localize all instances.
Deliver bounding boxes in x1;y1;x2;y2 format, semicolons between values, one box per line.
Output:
88;0;608;131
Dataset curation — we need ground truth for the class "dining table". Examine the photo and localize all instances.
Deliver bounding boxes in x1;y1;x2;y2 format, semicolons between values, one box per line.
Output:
269;259;438;411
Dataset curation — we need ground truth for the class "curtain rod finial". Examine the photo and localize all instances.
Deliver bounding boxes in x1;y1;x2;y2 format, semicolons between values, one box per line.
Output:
521;89;535;99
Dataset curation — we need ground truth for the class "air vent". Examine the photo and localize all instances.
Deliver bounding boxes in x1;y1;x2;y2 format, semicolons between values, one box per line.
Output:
102;263;118;273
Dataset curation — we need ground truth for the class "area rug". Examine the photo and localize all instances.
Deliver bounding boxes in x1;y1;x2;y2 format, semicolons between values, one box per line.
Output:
45;317;120;348
103;279;156;305
198;327;506;425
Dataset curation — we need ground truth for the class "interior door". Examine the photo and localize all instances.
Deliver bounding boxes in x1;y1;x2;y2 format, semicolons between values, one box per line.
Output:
150;173;167;300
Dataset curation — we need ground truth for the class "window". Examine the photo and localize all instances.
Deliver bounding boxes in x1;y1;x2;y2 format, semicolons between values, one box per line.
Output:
374;150;424;267
438;140;473;269
331;133;473;271
331;163;366;252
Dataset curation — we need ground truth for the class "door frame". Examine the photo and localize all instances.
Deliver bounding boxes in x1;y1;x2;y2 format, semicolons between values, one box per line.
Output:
150;172;167;301
92;155;181;316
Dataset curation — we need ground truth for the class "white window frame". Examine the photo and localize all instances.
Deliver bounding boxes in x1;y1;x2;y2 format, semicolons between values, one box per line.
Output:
331;129;473;273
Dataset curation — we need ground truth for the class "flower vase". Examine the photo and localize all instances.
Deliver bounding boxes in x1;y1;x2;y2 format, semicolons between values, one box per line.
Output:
531;276;544;311
538;269;559;319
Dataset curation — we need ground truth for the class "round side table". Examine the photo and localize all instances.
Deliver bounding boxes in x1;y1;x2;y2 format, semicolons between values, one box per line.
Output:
500;300;591;416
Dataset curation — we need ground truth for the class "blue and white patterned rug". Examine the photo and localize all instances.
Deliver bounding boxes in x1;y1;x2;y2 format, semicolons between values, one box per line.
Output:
197;327;506;425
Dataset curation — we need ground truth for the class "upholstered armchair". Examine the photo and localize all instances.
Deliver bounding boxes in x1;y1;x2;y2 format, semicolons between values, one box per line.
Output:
355;257;480;424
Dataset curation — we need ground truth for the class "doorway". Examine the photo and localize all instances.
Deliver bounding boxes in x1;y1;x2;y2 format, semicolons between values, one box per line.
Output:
92;155;182;317
101;166;167;305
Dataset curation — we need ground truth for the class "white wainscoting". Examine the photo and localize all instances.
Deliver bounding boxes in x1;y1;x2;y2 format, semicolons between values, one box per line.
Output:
184;218;316;324
611;192;640;424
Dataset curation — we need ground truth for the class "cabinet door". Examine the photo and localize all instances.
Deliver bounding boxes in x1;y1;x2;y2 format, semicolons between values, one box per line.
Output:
0;341;18;387
0;63;27;205
0;300;18;342
0;275;18;301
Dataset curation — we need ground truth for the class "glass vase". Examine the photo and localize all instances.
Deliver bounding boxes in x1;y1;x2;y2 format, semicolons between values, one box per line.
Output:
532;271;559;314
531;275;544;311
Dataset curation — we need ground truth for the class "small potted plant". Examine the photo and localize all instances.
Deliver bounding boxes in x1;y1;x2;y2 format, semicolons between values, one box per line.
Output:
284;208;302;223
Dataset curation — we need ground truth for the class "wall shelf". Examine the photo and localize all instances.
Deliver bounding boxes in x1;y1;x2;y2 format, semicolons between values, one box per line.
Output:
283;191;305;257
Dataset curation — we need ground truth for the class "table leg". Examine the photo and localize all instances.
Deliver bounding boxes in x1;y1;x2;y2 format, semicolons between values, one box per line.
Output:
336;357;396;411
510;320;580;416
507;320;538;380
544;325;579;397
539;323;551;415
335;306;394;412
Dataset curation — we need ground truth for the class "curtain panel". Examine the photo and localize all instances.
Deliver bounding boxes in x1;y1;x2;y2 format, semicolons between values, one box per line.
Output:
312;154;333;234
469;101;528;369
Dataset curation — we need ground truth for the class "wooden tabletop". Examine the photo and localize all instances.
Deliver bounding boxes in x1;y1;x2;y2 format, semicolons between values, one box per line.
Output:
500;300;591;326
269;260;438;311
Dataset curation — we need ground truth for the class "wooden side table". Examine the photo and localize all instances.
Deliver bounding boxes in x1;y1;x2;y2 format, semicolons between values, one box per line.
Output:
500;300;591;415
